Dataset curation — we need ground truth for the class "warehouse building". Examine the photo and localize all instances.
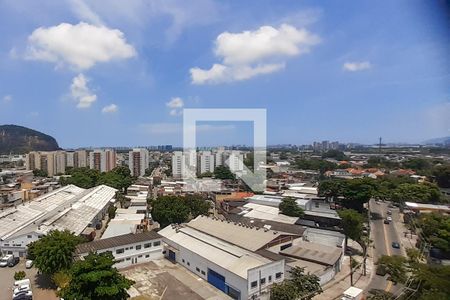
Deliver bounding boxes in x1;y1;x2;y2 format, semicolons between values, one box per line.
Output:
0;184;116;257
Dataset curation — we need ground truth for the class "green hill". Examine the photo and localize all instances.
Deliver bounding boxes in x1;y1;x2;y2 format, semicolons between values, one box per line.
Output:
0;124;60;154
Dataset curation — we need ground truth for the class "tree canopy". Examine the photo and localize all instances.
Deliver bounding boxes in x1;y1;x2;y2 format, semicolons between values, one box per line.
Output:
214;165;236;180
61;166;134;192
30;230;84;275
270;267;322;300
417;213;450;253
151;195;210;228
322;150;348;161
60;252;134;300
279;197;304;217
338;209;365;247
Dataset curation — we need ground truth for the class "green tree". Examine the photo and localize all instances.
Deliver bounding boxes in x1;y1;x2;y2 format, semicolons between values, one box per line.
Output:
341;178;375;212
270;267;322;300
322;150;348;161
338;209;364;248
32;230;84;275
433;164;450;188
318;179;345;200
391;183;442;204
108;205;117;219
52;271;71;290
279;197;304;217
376;255;408;284
33;169;48;177
184;194;210;218
60;252;134;300
14;271;26;280
417;213;450;252
214;166;235;180
151;196;190;228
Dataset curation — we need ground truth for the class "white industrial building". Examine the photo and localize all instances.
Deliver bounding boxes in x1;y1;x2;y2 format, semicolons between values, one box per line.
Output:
75;231;163;269
159;216;302;300
0;184;117;257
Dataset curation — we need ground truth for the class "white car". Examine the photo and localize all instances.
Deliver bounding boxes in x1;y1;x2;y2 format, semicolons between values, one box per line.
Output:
387;216;392;222
25;260;33;269
0;254;13;267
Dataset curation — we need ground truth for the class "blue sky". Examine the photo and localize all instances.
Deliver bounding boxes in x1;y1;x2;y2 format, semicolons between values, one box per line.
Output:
0;0;448;148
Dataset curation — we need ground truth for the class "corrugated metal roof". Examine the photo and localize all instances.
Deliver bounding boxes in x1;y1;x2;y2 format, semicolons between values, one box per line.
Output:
76;230;161;254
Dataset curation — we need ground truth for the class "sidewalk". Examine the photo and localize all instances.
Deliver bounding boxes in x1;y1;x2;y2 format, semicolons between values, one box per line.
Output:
314;239;373;300
395;212;418;252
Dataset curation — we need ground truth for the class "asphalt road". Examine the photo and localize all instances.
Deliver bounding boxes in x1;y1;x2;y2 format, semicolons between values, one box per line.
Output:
367;199;405;295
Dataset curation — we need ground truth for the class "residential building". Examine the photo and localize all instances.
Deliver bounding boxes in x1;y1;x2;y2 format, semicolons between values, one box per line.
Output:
129;148;149;177
198;151;215;175
89;149;116;172
74;150;88;168
26;151;66;176
226;151;244;173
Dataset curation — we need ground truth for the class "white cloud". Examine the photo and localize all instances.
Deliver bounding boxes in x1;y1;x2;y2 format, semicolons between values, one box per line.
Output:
68;0;103;25
166;97;184;108
102;104;118;114
2;95;12;103
190;24;319;84
70;73;97;108
343;61;372;72
166;97;184;116
25;22;136;70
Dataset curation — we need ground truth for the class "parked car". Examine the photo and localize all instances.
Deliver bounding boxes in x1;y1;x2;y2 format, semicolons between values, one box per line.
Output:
0;254;13;267
392;242;400;249
387;210;392;215
25;260;33;269
8;256;20;267
387;216;392;222
384;219;390;224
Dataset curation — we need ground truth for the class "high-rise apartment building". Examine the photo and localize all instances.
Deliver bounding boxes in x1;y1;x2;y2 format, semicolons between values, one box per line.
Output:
225;151;244;172
172;151;184;179
198;151;215;175
129;148;149;177
89;149;116;172
27;151;66;176
72;150;88;168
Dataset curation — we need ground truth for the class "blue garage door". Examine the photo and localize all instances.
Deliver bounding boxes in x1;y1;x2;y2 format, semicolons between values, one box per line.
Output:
168;250;176;261
207;268;226;292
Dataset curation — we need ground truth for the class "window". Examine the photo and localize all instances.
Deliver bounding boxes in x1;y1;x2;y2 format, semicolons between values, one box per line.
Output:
136;245;141;250
268;275;272;282
116;248;124;254
130;246;133;249
145;254;150;258
182;259;185;263
260;278;266;285
187;262;190;266
125;247;129;250
196;267;200;272
201;270;205;275
275;272;282;279
138;255;143;258
144;243;151;248
126;257;131;261
251;281;257;288
153;241;161;246
27;235;32;238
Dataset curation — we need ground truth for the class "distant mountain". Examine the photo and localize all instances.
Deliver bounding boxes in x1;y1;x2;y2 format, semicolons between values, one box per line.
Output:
0;125;60;154
422;136;450;145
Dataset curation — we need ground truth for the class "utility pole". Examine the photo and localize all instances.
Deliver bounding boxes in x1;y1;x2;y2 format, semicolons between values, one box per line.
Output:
349;253;354;286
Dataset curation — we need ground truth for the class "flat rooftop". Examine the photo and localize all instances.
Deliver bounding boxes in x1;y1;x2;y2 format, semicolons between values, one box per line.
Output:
241;203;298;224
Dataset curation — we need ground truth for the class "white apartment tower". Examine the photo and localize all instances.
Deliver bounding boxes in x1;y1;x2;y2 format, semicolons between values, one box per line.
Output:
198;151;215;175
89;149;116;172
129;148;149;177
226;151;244;173
172;151;184;179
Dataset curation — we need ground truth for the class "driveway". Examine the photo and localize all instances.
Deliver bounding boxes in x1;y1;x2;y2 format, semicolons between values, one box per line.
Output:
0;258;58;300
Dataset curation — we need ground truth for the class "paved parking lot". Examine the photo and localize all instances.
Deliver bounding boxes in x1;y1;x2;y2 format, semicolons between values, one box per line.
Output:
122;259;231;300
0;259;58;300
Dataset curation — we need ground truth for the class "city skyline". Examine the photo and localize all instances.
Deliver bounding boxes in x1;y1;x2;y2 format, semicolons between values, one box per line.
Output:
0;1;449;148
